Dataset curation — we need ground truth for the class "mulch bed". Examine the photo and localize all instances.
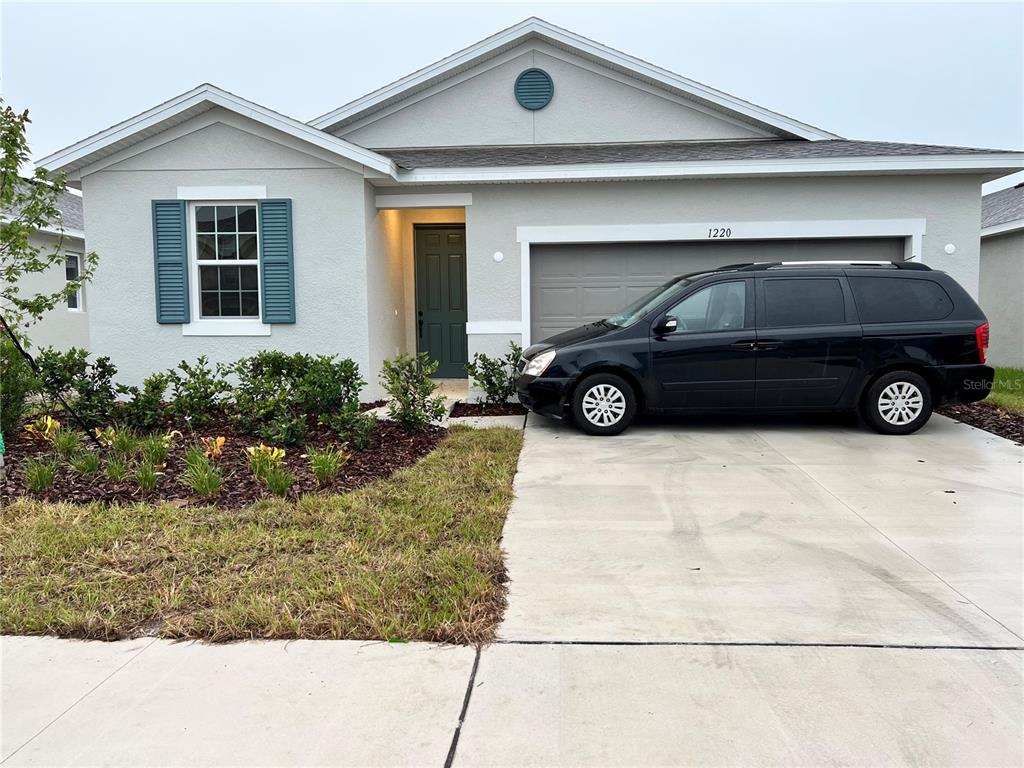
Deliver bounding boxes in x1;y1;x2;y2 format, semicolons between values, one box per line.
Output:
359;400;386;411
1;413;445;510
450;401;528;417
938;402;1024;445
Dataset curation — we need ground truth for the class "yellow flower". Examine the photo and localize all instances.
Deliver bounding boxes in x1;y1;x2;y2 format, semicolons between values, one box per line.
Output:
24;415;61;442
201;436;226;459
93;426;116;446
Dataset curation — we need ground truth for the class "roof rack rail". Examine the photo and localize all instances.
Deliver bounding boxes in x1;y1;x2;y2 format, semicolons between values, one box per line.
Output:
716;260;931;272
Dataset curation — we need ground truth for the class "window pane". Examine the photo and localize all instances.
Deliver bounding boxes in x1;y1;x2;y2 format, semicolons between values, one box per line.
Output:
237;206;257;232
241;291;260;316
201;292;220;317
200;266;219;290
238;233;258;260
849;277;953;323
217;234;238;260
240;265;258;290
216;206;236;233
220;292;241;316
67;292;79;309
196;234;216;260
666;281;745;333
220;266;240;290
65;255;79;280
196;206;216;233
763;278;845;327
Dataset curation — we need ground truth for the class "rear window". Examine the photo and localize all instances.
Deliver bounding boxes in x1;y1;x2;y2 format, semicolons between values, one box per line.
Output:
849;277;953;323
763;278;846;327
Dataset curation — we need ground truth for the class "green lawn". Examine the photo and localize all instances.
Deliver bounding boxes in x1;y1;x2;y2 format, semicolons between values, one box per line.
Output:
0;425;522;644
988;367;1024;414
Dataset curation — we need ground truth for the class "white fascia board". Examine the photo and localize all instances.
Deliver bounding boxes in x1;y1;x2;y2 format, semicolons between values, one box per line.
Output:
0;217;85;241
375;193;472;209
396;154;1024;184
981;219;1024;238
37;84;396;177
309;18;838;141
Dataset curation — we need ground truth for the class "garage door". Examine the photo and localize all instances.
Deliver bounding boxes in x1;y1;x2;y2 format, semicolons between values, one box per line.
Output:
530;238;904;342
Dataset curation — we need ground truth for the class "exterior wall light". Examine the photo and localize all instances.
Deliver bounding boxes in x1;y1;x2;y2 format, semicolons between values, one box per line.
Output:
944;243;957;255
493;251;504;263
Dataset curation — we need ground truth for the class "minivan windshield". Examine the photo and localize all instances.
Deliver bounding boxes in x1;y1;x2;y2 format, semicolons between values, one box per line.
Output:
604;275;696;328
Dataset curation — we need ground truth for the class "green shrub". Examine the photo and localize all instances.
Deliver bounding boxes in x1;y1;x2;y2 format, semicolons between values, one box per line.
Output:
466;342;523;404
258;412;307;446
35;347;118;427
119;372;169;430
166;356;230;426
380;353;447;430
322;401;375;450
0;334;39;436
105;457;129;482
23;457;57;492
181;445;223;497
70;451;100;475
139;432;177;467
261;463;295;497
135;462;158;494
298;355;365;415
51;429;84;459
305;445;351;485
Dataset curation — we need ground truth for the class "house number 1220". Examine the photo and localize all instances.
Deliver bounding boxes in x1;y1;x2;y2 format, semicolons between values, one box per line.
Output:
708;227;732;238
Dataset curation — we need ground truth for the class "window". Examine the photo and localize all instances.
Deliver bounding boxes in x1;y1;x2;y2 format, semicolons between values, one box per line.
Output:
65;253;82;310
664;281;747;333
193;203;259;318
849;277;953;323
763;278;845;327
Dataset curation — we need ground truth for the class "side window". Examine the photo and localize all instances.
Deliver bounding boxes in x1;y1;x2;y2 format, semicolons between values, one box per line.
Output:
65;253;82;310
664;281;746;333
849;277;953;323
763;278;845;327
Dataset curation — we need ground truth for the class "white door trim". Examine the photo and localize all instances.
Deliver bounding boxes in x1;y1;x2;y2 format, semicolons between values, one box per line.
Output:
375;192;472;209
514;218;926;347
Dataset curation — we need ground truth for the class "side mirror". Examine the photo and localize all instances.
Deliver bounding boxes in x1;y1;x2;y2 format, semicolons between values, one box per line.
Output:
653;315;678;336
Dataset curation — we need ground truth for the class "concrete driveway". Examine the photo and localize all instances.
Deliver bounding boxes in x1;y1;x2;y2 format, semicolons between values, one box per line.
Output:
499;412;1023;645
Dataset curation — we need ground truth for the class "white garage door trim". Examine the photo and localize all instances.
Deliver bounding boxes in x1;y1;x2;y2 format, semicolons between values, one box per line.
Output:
494;219;926;346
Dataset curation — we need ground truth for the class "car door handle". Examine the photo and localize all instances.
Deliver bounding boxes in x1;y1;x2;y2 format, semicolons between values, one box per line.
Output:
756;339;781;350
732;340;758;351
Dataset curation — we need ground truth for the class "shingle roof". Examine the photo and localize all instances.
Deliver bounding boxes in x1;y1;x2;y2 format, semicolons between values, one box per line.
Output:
1;181;84;233
982;183;1024;228
380;139;1018;170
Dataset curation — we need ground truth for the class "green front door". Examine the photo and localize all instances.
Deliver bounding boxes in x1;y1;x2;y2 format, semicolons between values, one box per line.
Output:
414;225;468;378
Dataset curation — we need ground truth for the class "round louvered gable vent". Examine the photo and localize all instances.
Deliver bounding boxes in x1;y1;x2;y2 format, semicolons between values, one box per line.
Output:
514;69;554;110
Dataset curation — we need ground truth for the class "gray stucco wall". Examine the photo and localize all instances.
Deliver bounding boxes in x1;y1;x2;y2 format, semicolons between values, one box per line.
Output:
336;43;769;149
81;113;377;394
10;231;91;351
979;230;1024;368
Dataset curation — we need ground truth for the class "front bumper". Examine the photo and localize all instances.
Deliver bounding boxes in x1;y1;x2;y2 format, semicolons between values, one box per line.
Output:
936;364;995;405
516;374;572;418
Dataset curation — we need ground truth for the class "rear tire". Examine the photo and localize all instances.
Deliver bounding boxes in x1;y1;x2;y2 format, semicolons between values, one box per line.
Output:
571;373;637;436
862;370;933;435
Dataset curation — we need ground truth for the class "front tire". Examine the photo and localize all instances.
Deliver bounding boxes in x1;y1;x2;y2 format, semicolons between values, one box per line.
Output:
863;371;933;435
571;373;637;436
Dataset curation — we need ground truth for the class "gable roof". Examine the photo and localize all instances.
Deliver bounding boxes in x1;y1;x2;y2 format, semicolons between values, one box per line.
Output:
981;182;1024;237
37;84;396;180
308;17;840;141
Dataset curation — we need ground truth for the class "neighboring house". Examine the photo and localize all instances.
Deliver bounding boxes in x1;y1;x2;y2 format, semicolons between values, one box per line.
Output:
980;183;1024;368
37;18;1023;397
1;185;89;351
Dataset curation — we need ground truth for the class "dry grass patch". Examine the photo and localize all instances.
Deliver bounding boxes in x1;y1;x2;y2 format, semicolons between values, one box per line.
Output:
1;426;522;644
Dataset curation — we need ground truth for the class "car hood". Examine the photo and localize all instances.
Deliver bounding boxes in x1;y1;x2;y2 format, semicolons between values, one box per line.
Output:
524;322;619;358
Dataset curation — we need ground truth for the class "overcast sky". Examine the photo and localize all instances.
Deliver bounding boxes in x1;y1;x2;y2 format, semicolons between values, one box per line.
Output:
3;1;1022;189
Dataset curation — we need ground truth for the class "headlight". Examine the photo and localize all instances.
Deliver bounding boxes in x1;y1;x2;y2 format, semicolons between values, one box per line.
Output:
523;349;556;376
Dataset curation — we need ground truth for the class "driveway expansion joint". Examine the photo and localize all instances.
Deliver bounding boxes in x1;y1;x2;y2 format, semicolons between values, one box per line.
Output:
495;640;1024;650
443;644;482;768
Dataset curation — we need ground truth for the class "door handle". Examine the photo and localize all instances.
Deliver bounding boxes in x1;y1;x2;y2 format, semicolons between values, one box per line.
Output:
756;339;781;350
732;340;758;351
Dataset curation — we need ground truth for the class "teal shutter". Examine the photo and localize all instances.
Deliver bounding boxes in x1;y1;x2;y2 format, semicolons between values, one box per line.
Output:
258;199;295;323
152;200;189;323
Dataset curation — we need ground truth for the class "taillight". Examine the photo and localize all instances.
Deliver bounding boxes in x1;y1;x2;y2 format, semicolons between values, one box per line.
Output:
975;322;989;364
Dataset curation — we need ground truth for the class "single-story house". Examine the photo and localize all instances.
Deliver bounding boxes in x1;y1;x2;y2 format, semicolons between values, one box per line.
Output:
37;18;1023;397
980;182;1024;368
1;185;89;351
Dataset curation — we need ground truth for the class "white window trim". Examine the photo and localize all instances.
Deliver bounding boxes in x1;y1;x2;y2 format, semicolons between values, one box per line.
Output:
177;185;267;200
507;218;927;347
66;251;84;312
184;200;271;337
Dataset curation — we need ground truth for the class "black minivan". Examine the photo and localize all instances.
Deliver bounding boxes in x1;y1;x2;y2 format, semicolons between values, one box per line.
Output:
516;261;993;436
